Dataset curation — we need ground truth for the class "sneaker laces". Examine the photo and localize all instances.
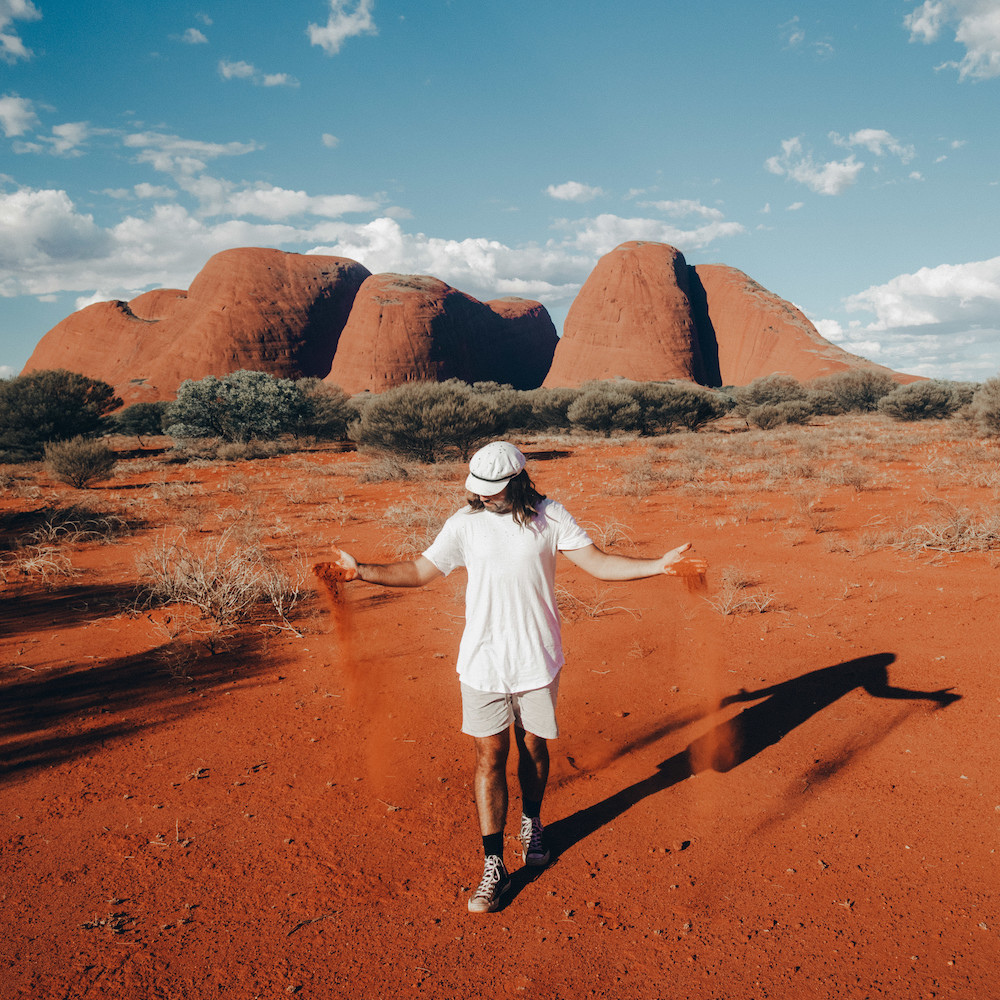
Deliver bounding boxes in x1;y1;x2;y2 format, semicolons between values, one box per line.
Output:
522;815;545;854
475;855;505;895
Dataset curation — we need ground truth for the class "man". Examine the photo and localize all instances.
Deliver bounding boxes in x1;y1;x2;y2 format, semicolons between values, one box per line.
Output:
331;441;705;914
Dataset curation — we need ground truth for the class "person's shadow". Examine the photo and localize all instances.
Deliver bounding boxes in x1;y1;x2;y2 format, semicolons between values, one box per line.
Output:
527;653;959;881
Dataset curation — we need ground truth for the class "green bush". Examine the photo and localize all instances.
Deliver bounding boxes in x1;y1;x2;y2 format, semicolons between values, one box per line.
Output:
812;369;897;412
44;436;117;488
733;375;807;416
293;379;353;440
746;400;813;429
878;381;962;421
112;401;169;444
356;380;508;462
0;370;122;461
520;386;580;431
164;370;309;443
567;385;642;436
970;377;1000;435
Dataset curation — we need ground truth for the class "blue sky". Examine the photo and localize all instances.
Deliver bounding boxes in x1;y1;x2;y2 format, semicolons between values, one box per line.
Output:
1;0;999;381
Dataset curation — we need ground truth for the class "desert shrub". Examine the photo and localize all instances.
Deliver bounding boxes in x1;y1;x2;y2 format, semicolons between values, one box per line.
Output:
44;436;117;488
0;369;122;461
470;382;533;431
520;386;580;431
112;401;169;444
567;384;642;436
733;375;807;417
640;382;733;432
803;388;846;416
746;400;813;429
878;380;963;421
969;378;1000;436
164;370;309;443
294;379;353;440
812;369;897;413
356;379;507;462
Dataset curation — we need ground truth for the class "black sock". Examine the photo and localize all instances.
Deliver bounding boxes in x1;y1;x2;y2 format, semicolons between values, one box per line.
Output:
522;798;542;820
482;833;503;859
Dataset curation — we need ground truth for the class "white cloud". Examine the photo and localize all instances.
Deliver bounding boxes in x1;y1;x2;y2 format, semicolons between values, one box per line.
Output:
811;255;1000;380
124;131;262;176
196;13;212;26
830;128;916;163
787;201;804;211
321;133;340;148
219;59;256;80
545;181;604;203
765;136;865;195
219;60;298;87
0;364;15;378
208;183;379;221
0;92;38;136
46;121;91;157
905;0;1000;80
308;0;377;55
641;198;724;220
0;0;40;64
557;212;745;255
134;183;176;199
180;27;208;44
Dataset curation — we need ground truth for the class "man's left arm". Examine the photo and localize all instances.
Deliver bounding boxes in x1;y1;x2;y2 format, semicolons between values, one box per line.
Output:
562;542;706;581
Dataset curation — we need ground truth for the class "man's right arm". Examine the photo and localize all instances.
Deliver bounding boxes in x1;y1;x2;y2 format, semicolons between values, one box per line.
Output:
333;548;443;588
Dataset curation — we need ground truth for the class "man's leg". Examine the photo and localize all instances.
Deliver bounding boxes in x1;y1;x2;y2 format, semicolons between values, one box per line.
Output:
468;730;512;913
515;727;551;866
473;729;510;839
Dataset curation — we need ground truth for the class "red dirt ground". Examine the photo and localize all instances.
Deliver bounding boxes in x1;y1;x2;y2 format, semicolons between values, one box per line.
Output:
1;422;997;999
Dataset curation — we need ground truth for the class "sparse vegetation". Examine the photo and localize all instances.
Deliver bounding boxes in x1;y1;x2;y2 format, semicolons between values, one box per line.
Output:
44;436;117;488
0;369;122;462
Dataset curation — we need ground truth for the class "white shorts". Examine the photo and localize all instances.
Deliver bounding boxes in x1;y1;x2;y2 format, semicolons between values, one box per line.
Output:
460;674;561;740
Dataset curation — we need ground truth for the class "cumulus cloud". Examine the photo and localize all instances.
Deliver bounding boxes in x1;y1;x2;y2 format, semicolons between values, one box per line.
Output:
0;92;38;136
124;131;262;176
180;27;208;44
779;14;834;57
830;128;916;163
219;60;298;87
308;0;377;55
765;136;865;195
321;133;340;148
0;0;40;64
905;0;1000;80
557;212;745;255
640;198;724;220
545;181;604;203
814;255;1000;380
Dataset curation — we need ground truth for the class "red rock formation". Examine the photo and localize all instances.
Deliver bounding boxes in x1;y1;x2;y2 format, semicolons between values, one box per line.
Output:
691;264;912;385
24;248;370;403
544;241;710;387
325;275;556;394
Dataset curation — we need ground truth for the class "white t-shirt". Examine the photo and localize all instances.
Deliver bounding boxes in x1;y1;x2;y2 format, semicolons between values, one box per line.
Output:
423;498;593;693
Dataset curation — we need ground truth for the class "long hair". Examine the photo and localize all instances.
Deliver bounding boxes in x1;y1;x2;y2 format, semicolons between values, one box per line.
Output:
467;469;546;527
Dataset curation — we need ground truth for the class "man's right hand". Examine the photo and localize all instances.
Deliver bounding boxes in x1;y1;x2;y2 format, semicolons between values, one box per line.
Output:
330;547;360;581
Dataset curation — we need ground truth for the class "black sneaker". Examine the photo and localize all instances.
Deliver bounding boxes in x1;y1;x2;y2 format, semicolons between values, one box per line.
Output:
467;855;511;913
520;814;550;867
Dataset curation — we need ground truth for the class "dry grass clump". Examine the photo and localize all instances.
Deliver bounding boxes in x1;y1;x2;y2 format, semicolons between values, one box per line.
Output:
898;497;1000;554
556;585;641;622
705;564;778;616
383;496;456;557
138;521;309;650
580;518;635;550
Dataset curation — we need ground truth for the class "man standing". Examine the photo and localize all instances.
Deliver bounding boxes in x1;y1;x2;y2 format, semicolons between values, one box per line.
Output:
331;441;705;914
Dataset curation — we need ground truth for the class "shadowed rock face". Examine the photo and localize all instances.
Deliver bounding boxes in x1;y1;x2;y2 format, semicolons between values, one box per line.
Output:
691;264;911;385
23;247;371;403
544;241;915;388
324;274;557;394
544;241;710;387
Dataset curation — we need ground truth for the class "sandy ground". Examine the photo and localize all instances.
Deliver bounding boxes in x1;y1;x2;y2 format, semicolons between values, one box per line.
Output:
1;419;997;999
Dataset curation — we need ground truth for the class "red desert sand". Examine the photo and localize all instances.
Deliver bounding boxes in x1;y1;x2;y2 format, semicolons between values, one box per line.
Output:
1;423;997;998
